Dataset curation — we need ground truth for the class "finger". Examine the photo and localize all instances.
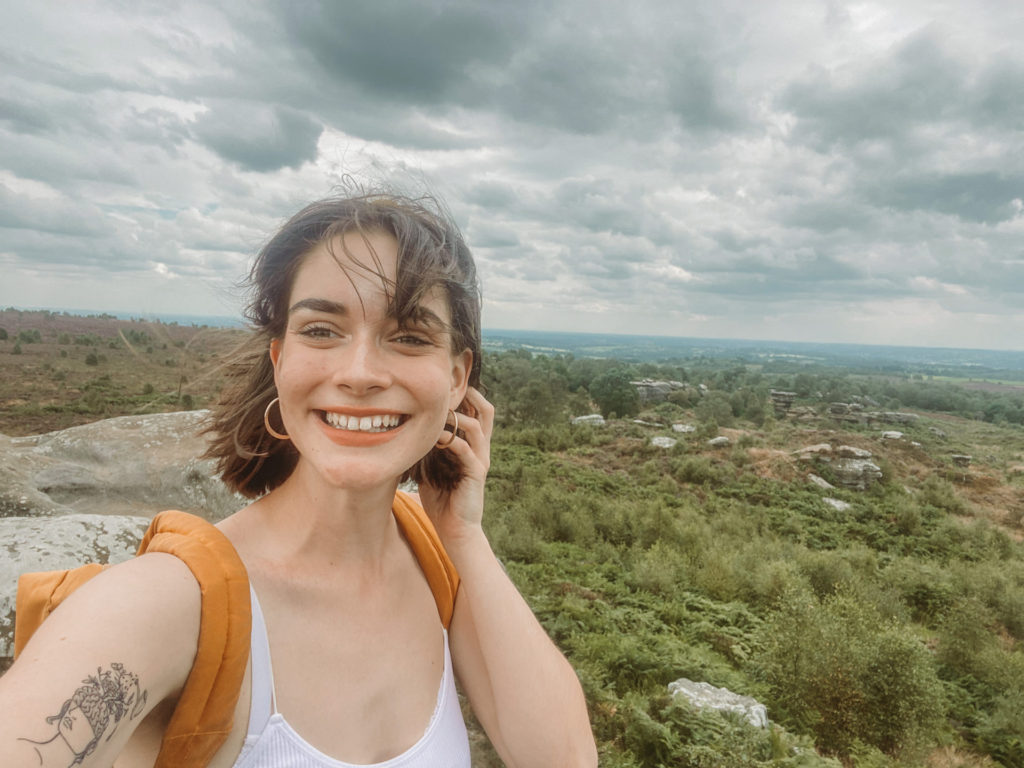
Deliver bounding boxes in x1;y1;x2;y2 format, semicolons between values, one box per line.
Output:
438;413;490;472
462;387;495;435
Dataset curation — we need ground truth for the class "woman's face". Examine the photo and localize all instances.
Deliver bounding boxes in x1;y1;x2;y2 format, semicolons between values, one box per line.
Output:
270;231;471;489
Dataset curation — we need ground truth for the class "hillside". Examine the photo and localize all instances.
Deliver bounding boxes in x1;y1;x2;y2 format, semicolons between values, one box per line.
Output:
2;312;1023;766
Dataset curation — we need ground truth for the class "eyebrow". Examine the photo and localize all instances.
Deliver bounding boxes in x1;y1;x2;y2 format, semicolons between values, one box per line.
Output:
289;298;348;316
288;297;448;330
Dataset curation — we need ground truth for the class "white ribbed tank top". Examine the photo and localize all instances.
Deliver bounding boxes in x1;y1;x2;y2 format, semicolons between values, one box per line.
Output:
232;586;471;768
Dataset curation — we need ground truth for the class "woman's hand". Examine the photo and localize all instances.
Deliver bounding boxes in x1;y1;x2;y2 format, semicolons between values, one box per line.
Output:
417;386;494;548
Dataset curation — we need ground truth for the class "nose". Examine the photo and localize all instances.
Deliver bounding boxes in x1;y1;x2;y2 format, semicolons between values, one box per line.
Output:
331;333;392;394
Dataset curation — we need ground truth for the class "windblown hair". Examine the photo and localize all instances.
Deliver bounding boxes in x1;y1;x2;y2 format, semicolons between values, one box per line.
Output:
202;193;482;497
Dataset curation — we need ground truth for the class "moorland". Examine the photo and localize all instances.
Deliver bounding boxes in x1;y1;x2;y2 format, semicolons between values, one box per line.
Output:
2;308;1024;767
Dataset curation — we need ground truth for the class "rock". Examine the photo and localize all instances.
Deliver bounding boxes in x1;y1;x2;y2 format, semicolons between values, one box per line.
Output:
571;414;605;427
0;514;150;667
795;443;832;461
707;436;731;448
881;431;903;440
832;458;883;490
0;411;245;521
835;445;872;459
951;454;972;468
650;437;677;449
911;441;922;448
632;419;665;427
630;379;685;404
823;498;852;512
668;678;768;728
928;427;947;439
672;423;696;434
808;474;835;490
770;390;796;416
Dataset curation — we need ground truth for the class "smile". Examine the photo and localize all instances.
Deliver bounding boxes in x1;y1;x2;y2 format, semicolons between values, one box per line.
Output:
319;411;405;433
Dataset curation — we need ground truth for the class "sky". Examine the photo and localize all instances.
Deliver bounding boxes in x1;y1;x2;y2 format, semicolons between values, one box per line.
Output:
1;1;1022;351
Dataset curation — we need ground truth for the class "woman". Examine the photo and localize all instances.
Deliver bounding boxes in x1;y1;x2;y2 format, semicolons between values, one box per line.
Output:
1;194;597;767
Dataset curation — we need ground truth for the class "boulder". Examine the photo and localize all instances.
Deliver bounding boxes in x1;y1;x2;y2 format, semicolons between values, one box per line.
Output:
0;411;245;521
823;498;852;512
795;444;832;461
951;454;972;469
835;445;872;459
571;414;606;427
650;436;677;449
707;436;731;448
881;431;903;440
808;474;835;490
631;379;685;404
1;514;150;670
668;678;768;728
672;423;696;434
832;458;883;490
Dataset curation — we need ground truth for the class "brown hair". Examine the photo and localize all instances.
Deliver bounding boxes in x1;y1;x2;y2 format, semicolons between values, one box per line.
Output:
202;193;482;497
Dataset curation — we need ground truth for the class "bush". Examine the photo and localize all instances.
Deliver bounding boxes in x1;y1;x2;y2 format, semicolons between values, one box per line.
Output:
85;352;99;366
0;327;7;340
12;342;22;355
756;589;945;759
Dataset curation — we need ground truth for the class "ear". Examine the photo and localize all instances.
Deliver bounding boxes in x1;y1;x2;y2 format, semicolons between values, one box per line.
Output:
449;349;472;410
269;338;282;371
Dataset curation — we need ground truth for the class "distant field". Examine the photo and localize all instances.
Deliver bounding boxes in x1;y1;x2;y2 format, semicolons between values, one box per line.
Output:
928;375;1024;393
0;308;247;436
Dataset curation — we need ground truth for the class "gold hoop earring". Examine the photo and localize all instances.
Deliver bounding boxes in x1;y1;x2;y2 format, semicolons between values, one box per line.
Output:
436;409;458;448
264;397;290;441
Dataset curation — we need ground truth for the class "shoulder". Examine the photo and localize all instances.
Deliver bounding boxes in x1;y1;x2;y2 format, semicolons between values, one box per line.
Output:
18;552;202;698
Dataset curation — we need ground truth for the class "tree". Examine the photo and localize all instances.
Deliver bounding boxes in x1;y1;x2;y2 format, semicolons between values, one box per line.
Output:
589;369;639;418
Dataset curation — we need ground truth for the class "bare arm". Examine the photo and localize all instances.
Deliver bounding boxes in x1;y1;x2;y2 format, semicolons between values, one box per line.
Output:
0;553;200;767
419;388;597;768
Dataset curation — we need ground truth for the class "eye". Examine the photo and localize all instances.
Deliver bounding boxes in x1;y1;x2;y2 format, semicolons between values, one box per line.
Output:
297;322;337;340
393;332;432;347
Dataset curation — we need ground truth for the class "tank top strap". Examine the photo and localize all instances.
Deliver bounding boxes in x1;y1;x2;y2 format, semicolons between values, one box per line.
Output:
246;584;278;739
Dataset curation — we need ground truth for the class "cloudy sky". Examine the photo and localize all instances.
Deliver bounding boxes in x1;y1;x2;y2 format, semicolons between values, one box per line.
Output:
1;1;1022;350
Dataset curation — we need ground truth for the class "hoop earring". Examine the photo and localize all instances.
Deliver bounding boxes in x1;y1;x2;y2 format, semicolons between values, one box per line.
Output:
436;409;458;448
263;397;290;441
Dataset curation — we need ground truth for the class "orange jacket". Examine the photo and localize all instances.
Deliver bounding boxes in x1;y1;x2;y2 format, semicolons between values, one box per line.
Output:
14;491;458;767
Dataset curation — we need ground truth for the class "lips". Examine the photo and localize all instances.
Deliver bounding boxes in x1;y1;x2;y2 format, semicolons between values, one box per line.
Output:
315;409;408;446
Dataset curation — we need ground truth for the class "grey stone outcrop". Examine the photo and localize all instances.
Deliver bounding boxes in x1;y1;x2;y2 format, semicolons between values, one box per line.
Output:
1;514;150;666
668;678;768;728
0;411;245;520
571;414;606;427
0;411;249;673
650;436;677;449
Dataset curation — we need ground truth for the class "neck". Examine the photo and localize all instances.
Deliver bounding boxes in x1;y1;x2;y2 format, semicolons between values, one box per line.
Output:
238;462;404;573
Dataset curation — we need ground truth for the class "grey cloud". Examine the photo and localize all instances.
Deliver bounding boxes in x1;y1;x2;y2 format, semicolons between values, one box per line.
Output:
0;94;55;134
782;30;966;149
277;1;534;105
191;103;323;172
870;171;1023;224
0;186;112;237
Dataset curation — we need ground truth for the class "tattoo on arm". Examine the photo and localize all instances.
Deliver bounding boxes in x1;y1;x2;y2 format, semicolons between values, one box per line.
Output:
18;662;148;767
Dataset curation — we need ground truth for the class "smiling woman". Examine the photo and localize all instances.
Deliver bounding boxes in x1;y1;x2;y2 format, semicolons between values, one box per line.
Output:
1;193;597;768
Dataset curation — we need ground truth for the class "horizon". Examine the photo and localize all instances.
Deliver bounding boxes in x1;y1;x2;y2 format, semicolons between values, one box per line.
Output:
5;305;1024;358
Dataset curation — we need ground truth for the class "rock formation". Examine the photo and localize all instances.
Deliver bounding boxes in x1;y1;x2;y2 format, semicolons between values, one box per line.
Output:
630;379;686;404
668;678;768;728
0;411;246;672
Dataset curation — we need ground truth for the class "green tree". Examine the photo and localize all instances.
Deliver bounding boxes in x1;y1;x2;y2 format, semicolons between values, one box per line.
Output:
589;369;639;418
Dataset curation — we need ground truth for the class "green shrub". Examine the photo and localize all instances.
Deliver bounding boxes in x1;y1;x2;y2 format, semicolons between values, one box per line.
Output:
85;352;99;366
12;342;22;355
756;589;945;759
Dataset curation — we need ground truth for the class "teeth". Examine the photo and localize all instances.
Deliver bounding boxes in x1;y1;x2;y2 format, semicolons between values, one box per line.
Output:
323;412;401;432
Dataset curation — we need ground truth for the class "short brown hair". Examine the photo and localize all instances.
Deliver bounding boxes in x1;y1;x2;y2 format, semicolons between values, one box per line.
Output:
203;193;482;498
